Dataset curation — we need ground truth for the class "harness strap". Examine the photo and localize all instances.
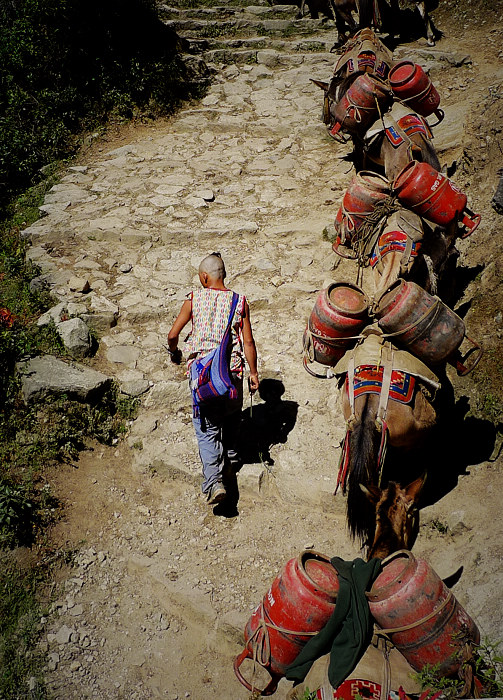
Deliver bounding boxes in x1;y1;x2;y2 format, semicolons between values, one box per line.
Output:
348;356;356;418
404;173;450;210
248;603;318;670
377;345;393;424
335;428;352;496
377;634;392;700
400;234;414;275
375;589;454;636
335;356;356;495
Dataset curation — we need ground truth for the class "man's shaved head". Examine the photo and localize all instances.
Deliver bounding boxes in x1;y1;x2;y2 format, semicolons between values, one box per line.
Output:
199;253;226;280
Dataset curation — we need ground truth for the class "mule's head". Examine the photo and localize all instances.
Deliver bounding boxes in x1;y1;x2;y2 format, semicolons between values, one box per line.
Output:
363;476;425;560
310;78;333;126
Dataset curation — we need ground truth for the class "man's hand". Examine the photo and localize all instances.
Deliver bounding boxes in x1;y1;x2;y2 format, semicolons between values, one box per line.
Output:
169;348;183;365
248;373;259;394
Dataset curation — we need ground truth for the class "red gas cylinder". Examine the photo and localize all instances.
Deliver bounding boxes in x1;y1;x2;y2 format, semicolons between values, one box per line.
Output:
330;73;392;140
368;550;480;677
389;60;443;124
234;551;339;696
374;279;482;375
393;160;481;238
334;172;392;253
303;283;370;371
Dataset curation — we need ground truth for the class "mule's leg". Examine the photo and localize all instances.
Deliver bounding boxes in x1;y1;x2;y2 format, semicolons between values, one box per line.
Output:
338;8;358;32
417;1;435;45
305;0;321;18
335;0;358;32
386;0;401;37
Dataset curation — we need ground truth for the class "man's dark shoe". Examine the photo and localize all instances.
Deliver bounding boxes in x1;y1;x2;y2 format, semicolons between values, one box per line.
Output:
207;482;226;505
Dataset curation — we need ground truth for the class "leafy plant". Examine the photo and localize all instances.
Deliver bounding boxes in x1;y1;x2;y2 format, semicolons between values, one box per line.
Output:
0;484;33;548
412;637;503;699
0;555;49;698
473;638;503;698
413;663;464;699
429;518;449;534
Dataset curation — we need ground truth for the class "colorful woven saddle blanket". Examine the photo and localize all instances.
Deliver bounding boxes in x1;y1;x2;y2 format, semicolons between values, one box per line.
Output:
365;102;432;147
333;30;393;80
345;364;416;404
369;230;422;267
385;112;431;148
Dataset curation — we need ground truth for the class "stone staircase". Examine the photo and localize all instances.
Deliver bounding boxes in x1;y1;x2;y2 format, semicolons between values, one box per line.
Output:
158;0;340;66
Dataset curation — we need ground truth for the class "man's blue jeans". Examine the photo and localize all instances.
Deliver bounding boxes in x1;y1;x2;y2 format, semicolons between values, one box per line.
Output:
192;378;243;495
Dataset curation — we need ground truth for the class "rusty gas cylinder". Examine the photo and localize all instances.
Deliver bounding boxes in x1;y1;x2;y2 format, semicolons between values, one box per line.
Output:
393;160;481;238
374;279;465;366
389;60;443;124
329;73;392;140
234;551;339;696
375;279;482;375
304;283;370;368
333;172;392;252
368;550;480;677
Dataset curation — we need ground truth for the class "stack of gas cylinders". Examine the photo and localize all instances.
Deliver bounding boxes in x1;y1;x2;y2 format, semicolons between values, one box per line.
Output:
234;28;485;699
302;28;483;379
234;550;480;696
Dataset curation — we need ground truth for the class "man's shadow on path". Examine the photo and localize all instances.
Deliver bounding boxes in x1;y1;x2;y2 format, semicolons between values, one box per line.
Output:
214;378;298;518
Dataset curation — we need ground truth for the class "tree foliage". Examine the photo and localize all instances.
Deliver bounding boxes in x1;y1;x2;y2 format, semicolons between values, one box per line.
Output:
0;0;200;213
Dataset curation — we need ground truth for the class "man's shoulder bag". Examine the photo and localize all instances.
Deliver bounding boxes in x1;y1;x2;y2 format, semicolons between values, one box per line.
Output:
190;292;239;412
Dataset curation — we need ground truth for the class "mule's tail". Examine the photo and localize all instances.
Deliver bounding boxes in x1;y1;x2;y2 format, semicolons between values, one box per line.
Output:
346;395;381;547
357;0;374;28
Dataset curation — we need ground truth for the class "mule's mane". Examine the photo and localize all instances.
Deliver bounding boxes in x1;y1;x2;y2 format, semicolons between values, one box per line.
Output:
368;481;420;560
376;480;400;516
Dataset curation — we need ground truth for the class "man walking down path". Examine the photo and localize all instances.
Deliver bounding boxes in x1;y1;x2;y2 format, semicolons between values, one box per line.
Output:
167;253;259;505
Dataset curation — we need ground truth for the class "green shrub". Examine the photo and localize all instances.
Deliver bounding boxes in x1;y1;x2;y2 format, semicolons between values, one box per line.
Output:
0;555;48;698
0;385;136;548
0;484;33;548
413;638;503;699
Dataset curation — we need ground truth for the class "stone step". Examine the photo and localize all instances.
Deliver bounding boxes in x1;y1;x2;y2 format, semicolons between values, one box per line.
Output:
164;16;335;36
159;3;300;19
204;46;333;65
187;35;334;53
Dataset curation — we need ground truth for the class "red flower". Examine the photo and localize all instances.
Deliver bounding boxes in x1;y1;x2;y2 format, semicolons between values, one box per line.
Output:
0;308;15;328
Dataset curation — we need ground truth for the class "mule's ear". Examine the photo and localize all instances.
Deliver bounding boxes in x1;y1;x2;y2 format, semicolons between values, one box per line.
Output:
404;475;426;504
310;78;329;91
360;483;381;503
442;566;463;589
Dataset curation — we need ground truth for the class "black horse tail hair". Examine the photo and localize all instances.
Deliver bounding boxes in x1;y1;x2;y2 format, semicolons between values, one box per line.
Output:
357;0;374;29
346;395;380;547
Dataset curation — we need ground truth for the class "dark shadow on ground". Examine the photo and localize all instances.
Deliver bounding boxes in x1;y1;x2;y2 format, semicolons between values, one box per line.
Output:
383;387;497;508
213;378;299;518
239;378;298;467
375;2;443;50
450;264;485;311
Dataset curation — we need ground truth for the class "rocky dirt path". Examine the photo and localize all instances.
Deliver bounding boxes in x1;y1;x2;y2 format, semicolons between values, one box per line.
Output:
23;3;503;698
